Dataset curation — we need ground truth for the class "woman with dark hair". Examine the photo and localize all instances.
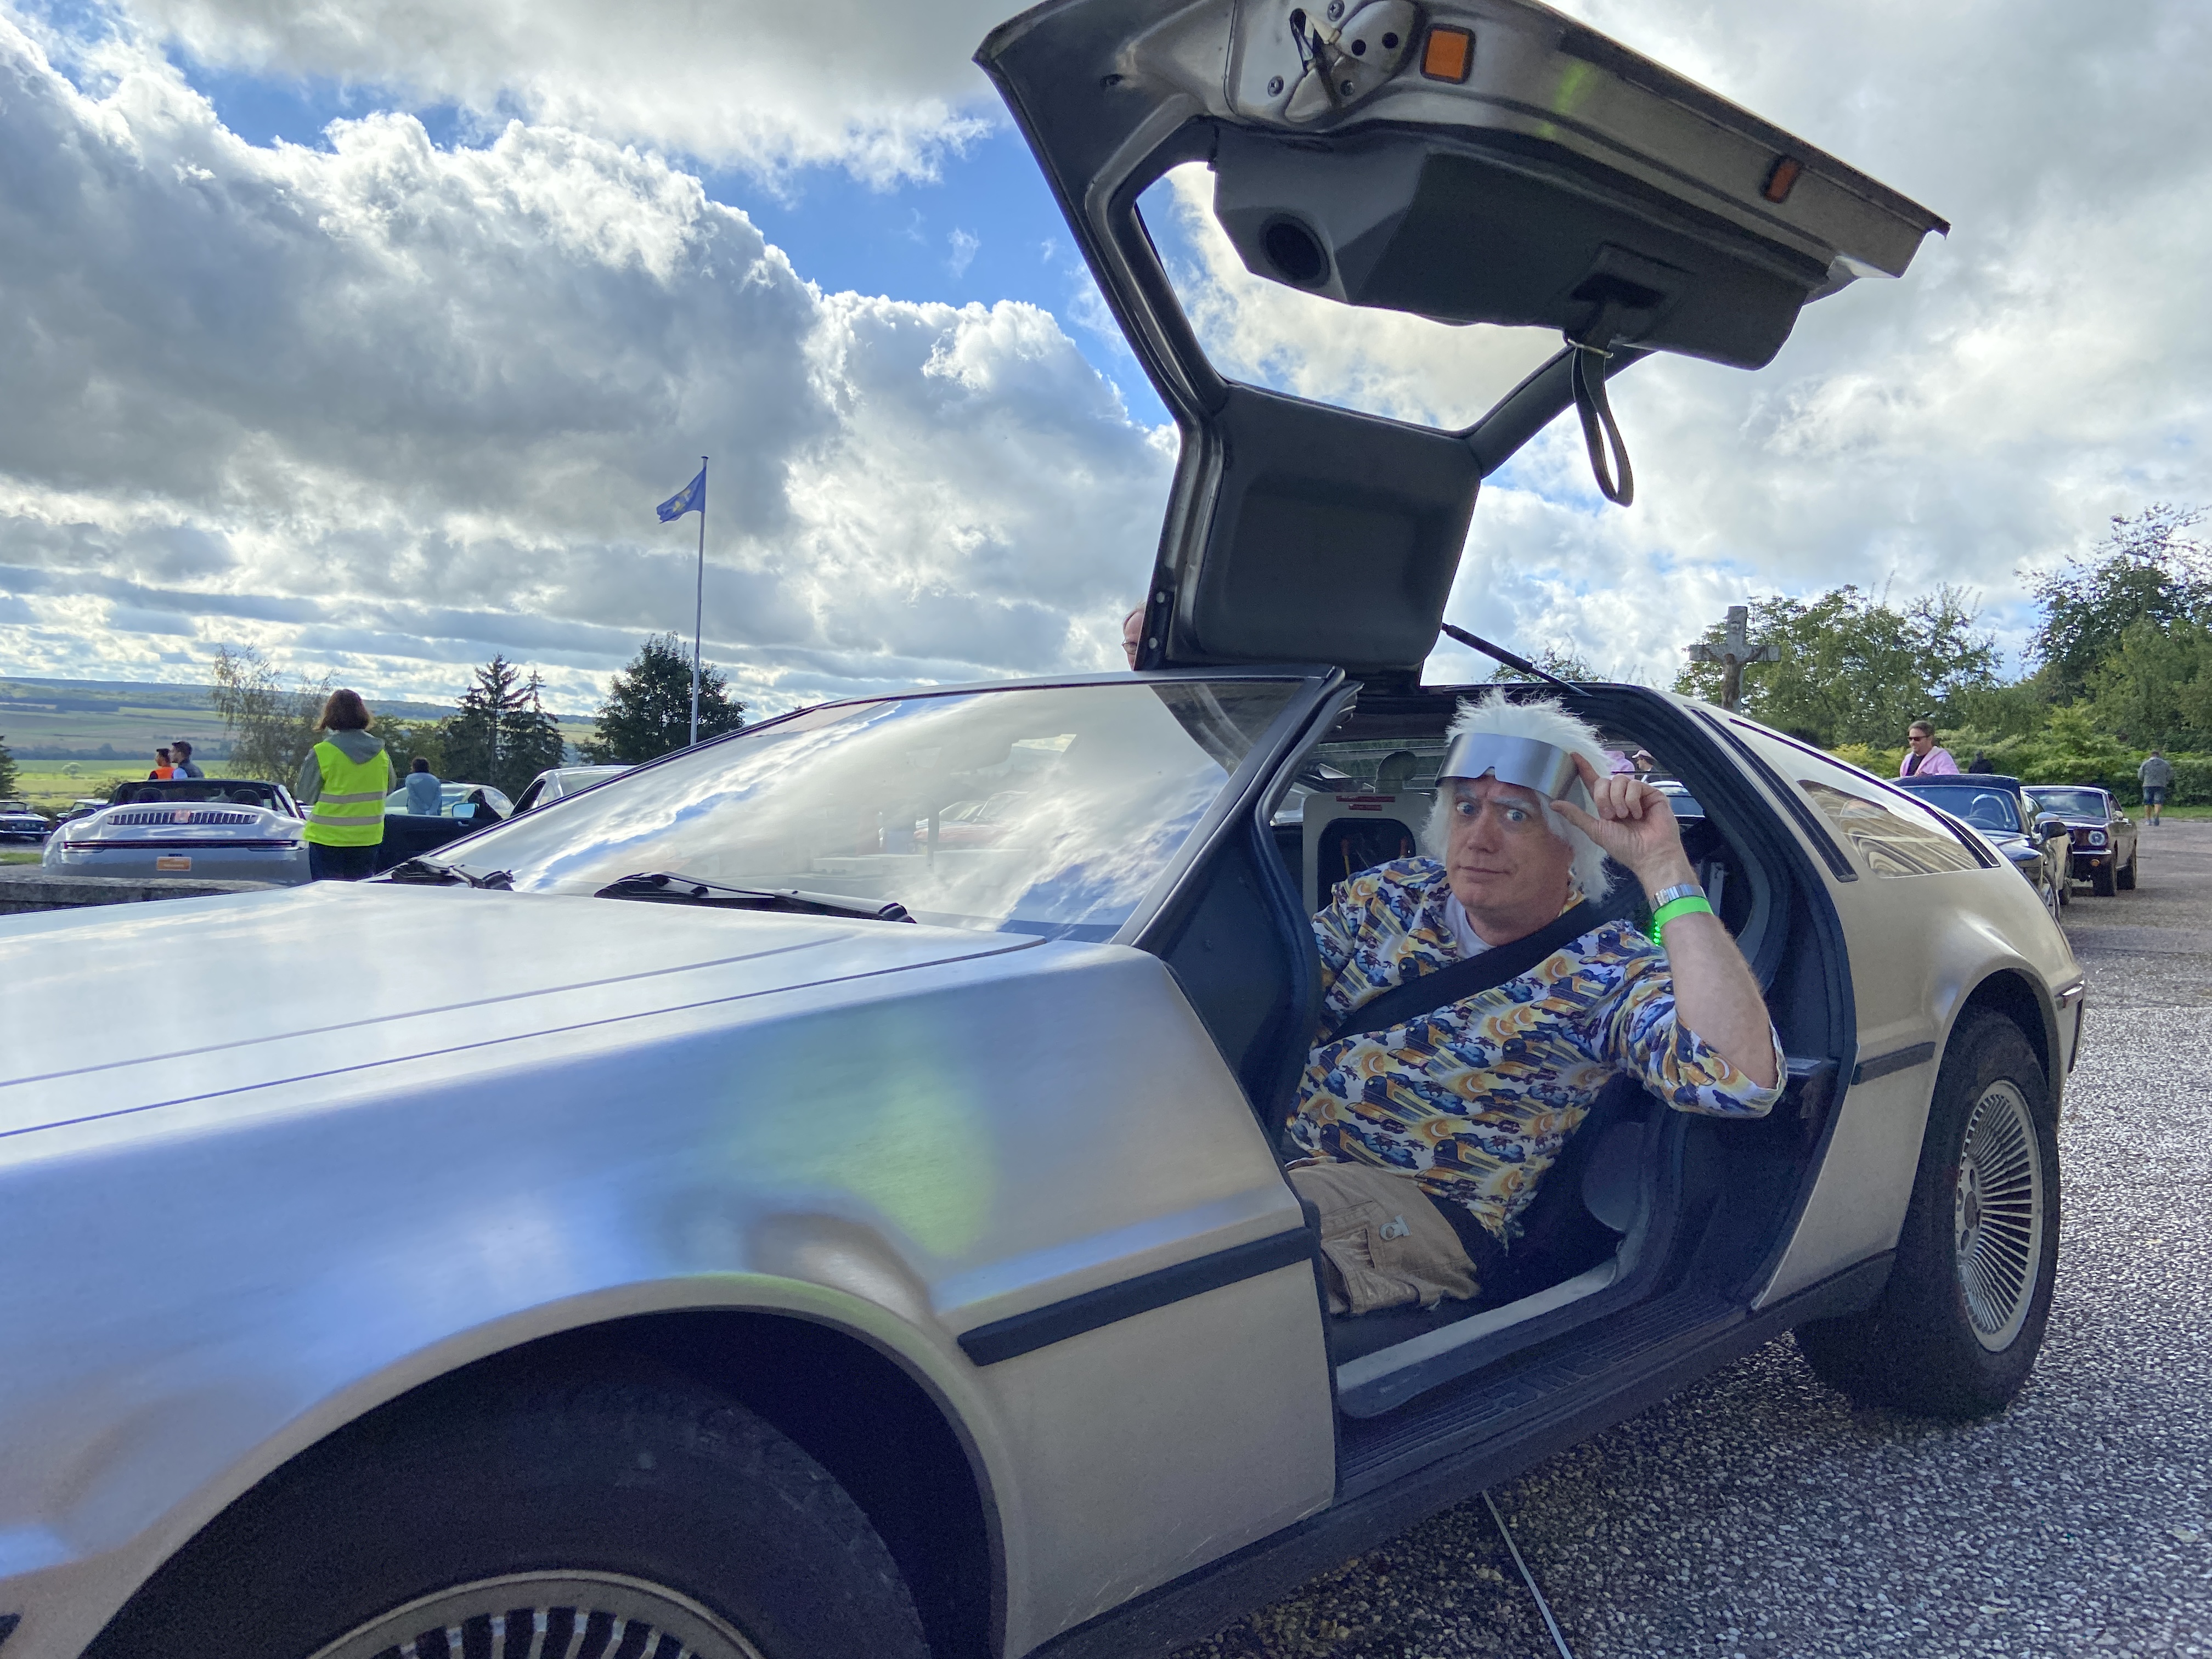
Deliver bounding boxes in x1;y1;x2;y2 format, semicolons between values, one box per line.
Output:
295;689;393;881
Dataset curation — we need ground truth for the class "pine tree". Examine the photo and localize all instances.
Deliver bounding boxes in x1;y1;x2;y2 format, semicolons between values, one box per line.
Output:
0;733;19;800
583;634;746;764
439;656;569;798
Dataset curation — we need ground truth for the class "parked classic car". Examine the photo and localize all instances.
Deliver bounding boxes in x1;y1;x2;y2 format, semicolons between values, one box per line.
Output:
0;799;50;843
511;764;632;814
2024;783;2139;896
1;7;2083;1659
375;780;516;872
37;777;308;885
1895;774;2070;920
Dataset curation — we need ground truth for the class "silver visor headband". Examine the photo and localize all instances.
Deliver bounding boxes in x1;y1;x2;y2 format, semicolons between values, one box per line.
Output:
1437;733;1593;813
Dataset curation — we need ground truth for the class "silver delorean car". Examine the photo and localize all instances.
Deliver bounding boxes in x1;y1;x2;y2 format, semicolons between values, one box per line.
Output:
0;5;2080;1658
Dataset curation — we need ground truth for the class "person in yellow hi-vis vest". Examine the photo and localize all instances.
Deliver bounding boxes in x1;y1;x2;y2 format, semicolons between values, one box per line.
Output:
295;689;394;882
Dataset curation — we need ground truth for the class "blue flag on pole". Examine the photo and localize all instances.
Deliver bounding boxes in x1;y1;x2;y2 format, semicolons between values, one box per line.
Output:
656;464;706;522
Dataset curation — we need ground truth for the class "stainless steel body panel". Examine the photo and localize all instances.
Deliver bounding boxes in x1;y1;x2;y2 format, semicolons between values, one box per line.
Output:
1715;724;2079;1306
0;886;1334;1658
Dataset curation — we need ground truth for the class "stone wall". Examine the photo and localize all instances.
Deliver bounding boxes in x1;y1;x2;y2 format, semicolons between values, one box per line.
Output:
0;870;283;915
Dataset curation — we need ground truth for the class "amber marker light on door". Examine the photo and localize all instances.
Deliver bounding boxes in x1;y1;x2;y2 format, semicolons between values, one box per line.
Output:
1421;25;1473;82
1762;156;1803;203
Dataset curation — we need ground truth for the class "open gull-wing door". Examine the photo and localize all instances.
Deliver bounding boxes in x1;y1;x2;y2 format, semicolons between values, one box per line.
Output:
977;0;1946;674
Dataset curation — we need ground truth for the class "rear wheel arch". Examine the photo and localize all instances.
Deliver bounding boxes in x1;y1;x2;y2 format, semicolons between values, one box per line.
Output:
97;1310;1000;1659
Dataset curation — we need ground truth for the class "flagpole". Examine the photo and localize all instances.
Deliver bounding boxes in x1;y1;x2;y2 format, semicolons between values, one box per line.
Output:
690;455;707;748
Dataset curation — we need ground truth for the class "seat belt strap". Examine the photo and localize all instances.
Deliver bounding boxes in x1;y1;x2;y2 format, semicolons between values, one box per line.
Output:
1329;898;1607;1042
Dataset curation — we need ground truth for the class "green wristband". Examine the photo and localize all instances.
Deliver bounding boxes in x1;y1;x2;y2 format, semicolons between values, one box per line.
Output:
1651;894;1714;929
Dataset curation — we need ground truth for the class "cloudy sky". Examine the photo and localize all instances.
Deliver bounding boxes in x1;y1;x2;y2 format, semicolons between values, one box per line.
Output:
1;0;2207;715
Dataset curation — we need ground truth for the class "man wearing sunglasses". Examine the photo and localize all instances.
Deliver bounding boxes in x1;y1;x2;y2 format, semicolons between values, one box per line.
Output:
1285;692;1783;1316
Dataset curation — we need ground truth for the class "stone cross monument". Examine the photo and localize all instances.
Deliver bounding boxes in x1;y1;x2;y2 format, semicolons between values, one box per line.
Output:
1688;605;1781;713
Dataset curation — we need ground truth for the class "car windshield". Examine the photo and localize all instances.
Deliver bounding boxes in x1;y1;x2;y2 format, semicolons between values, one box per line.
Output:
1908;785;2022;833
105;779;287;810
427;679;1302;940
2027;788;2107;819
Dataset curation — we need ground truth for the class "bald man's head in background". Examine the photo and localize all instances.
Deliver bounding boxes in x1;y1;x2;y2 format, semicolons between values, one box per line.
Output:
1121;606;1146;669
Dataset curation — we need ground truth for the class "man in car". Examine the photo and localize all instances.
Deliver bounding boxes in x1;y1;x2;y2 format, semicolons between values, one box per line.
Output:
1285;692;1782;1312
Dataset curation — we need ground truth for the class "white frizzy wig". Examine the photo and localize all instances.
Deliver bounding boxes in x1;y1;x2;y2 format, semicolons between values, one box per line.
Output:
1420;691;1617;899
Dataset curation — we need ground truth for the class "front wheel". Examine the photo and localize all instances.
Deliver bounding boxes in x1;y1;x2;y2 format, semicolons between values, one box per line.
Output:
84;1381;930;1659
1796;1012;2059;1418
2091;860;2116;896
2117;849;2138;891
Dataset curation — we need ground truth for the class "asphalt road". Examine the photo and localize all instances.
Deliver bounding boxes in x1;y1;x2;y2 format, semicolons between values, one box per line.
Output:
1178;825;2212;1659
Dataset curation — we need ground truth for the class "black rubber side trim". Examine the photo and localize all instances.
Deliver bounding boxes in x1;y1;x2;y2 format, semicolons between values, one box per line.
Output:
1852;1041;1937;1086
0;1613;18;1648
958;1228;1316;1367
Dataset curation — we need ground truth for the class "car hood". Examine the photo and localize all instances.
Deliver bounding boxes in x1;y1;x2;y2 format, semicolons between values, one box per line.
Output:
0;884;1039;1137
978;0;1945;674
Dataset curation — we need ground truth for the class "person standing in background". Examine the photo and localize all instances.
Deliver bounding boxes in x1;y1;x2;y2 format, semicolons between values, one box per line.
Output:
404;756;442;817
148;747;174;780
1900;721;1959;777
170;740;204;778
2139;748;2174;827
1121;605;1147;669
296;690;393;881
1967;751;1995;774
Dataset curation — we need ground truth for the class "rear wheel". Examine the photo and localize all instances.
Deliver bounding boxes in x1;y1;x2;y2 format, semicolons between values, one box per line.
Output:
1796;1012;2059;1418
84;1381;930;1659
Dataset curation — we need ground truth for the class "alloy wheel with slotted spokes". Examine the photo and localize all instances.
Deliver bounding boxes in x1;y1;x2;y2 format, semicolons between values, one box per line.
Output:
305;1571;765;1659
1953;1080;2045;1352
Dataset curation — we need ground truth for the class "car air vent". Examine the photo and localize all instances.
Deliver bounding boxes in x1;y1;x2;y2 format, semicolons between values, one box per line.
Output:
105;809;257;826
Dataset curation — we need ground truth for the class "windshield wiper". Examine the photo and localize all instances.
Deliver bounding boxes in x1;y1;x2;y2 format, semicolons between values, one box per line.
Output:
595;871;912;923
383;858;514;889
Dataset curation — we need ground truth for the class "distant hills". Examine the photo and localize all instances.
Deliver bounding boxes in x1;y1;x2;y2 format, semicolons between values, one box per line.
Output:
0;675;592;761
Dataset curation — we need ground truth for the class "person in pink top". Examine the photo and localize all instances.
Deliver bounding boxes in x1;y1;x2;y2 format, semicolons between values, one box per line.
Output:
1900;720;1960;777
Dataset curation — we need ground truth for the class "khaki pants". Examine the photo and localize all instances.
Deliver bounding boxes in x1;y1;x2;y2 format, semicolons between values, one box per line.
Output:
1286;1161;1486;1316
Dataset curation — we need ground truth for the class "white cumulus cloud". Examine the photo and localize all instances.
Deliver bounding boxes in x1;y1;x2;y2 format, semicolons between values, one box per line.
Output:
0;12;1170;710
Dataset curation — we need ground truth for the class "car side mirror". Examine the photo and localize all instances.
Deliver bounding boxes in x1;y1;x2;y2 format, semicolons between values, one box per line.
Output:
2035;816;2068;840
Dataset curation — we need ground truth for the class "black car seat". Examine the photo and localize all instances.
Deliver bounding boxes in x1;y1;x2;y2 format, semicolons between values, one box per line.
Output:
1321;1073;1654;1367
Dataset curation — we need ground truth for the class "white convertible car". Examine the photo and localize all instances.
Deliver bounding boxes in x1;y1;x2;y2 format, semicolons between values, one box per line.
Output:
37;778;308;885
1;5;2079;1658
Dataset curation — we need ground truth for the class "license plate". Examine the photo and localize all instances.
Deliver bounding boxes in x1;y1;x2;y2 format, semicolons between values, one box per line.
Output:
155;855;192;871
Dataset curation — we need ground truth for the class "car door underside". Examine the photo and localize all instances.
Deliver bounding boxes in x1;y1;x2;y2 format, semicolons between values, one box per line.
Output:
1143;679;1865;1493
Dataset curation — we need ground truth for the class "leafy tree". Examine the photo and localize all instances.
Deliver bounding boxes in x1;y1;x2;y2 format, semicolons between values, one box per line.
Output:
2028;503;2209;702
583;634;746;764
440;655;567;798
209;646;331;782
376;716;449;781
1675;585;1999;748
2083;618;2212;751
1487;642;1598;683
0;732;19;799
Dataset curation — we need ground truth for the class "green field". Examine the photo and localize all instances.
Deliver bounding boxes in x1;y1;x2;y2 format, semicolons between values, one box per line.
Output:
2;675;597;814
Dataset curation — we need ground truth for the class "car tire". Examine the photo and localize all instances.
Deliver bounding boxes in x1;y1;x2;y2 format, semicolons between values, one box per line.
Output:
82;1380;930;1659
1795;1012;2059;1419
2117;849;2137;891
2091;860;2115;896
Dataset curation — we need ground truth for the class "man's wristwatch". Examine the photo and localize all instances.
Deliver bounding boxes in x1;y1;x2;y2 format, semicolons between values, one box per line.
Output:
1647;882;1704;909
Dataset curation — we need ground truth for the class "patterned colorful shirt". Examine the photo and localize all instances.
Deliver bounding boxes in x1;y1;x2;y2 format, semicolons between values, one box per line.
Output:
1286;859;1784;1247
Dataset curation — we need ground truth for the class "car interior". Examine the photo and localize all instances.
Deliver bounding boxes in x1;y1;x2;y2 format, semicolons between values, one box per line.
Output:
1144;680;1848;1425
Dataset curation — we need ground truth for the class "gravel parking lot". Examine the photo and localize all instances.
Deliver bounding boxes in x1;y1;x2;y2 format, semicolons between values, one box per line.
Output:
1179;826;2212;1659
